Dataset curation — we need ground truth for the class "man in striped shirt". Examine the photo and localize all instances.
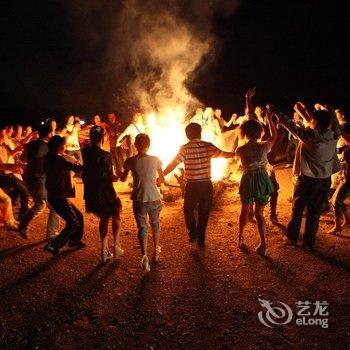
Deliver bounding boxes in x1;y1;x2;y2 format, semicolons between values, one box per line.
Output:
164;123;235;249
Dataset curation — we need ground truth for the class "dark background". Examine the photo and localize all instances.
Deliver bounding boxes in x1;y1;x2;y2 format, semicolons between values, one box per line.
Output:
1;0;349;125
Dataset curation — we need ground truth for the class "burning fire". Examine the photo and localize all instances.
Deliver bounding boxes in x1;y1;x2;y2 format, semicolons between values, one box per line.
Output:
145;109;230;182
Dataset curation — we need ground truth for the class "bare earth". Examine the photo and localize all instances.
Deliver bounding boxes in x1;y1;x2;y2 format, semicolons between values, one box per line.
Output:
0;168;349;349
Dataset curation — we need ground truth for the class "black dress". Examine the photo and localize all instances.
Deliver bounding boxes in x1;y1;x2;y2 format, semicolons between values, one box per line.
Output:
82;145;121;217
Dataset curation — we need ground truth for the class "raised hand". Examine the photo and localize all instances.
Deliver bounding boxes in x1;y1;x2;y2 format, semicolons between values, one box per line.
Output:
294;101;306;113
245;87;256;98
31;131;39;140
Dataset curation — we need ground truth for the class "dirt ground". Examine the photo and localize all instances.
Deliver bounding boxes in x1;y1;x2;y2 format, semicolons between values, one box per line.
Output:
0;168;349;350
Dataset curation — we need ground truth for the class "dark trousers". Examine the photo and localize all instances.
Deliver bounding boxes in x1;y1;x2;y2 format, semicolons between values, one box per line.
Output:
48;197;84;249
184;180;213;245
0;173;29;218
20;175;59;236
270;171;279;218
287;175;331;246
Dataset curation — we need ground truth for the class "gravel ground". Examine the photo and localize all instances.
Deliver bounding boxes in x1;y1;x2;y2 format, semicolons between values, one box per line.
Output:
0;168;349;349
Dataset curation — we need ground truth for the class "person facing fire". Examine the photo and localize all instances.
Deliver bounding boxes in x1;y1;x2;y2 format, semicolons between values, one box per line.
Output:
43;136;85;256
235;107;278;257
245;87;280;223
82;126;123;263
276;108;340;249
120;133;164;273
163;123;235;250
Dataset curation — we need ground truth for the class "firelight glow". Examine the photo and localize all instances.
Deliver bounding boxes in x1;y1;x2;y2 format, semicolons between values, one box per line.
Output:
145;109;230;181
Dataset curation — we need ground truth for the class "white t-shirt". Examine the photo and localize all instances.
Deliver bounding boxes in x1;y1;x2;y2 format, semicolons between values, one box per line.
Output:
124;155;162;202
65;125;80;151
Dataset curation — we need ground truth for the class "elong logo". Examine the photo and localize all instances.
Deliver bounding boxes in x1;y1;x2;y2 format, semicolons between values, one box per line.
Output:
258;298;329;329
258;298;293;328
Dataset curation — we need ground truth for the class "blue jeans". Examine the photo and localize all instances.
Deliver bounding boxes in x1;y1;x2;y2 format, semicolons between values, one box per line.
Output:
132;200;162;238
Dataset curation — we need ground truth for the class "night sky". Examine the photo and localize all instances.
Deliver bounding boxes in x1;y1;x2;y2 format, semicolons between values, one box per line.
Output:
1;0;349;125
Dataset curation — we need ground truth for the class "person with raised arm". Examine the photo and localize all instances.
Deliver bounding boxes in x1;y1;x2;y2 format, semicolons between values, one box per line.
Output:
163;123;235;250
274;107;340;249
244;88;280;223
235;106;277;256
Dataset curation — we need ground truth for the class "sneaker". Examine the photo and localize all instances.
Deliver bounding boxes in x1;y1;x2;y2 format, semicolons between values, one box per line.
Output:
5;220;19;230
101;250;113;263
114;245;124;258
141;255;151;273
43;243;59;256
68;241;86;249
152;246;161;262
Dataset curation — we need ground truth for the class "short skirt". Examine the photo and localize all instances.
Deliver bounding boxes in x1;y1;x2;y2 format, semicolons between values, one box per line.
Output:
239;168;275;205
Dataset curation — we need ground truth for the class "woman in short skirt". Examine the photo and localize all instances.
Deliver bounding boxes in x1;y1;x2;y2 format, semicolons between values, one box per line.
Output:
235;110;277;256
82;126;124;262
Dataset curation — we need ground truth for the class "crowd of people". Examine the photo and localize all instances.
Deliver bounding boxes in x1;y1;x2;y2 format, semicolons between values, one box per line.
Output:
0;88;349;272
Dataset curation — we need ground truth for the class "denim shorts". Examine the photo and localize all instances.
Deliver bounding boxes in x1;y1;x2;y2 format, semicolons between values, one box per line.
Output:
132;200;162;236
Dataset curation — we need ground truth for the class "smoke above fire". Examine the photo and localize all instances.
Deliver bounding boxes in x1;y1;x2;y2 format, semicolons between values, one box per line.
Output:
115;0;239;116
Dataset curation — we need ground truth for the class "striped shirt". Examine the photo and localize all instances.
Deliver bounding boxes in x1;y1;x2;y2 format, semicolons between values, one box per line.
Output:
174;139;222;181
